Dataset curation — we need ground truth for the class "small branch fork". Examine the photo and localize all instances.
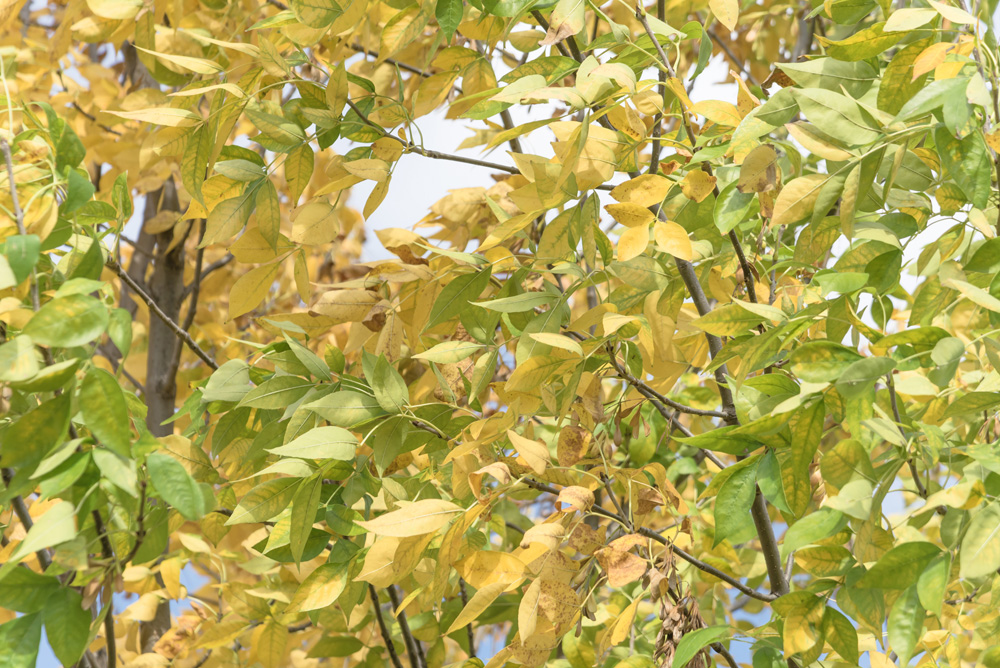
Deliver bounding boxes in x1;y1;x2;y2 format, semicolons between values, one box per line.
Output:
521;478;777;602
106;258;219;370
628;12;792;600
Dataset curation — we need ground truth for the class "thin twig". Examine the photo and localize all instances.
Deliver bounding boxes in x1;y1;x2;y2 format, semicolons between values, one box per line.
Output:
387;586;425;668
106;258;219;370
368;586;406;668
886;373;946;516
708;31;760;87
606;345;730;418
1;469;53;570
521;478;777;602
122;480;149;564
457;579;476;659
92;510;118;668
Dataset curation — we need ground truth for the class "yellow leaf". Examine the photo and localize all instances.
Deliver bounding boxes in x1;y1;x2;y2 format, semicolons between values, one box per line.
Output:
927;0;975;23
311;289;380;323
599;595;642;655
446;581;508;634
604;202;655;228
457;550;527;589
228;262;281;320
691;100;742;127
556;486;595;512
771;174;828;227
785;124;853;162
356;499;463;537
610;174;673;207
680;170;717;202
557;426;591;467
518;579;542;641
342;158;390;182
286;564;347;612
709;0;738;31
290;201;339;246
86;0;142;19
653;221;693;261
133;46;223;74
160;558;182;599
253;620;288;668
737;144;779;193
104;108;202;127
617;224;649;262
169;83;246;99
506;430;549;475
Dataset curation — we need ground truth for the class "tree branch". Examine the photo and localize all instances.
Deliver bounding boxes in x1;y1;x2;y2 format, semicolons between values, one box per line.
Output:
606;345;730;419
387;586;425;668
92;510;118;668
368;585;406;668
886;373;946;516
106;258;219;370
521;478;777;602
457;579;476;658
1;469;53;570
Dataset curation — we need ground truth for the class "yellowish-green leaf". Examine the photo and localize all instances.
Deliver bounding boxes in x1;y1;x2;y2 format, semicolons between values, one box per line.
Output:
355;499;463;537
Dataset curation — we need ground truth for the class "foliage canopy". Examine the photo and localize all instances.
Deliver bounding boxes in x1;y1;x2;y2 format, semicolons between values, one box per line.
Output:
2;0;1000;667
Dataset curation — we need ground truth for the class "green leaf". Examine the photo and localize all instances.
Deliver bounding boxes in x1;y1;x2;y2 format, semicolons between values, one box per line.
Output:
782;509;848;557
255;180;282;251
227;478;298;524
942;391;1000;419
435;0;463;38
181;124;214;204
778;58;876;97
4;234;40;284
44;588;93;666
93;449;139;497
285;143;315;203
0;568;60;613
215;159;266;181
107;307;133;358
202;359;252;403
888;586;924;666
267;426;358;460
781;400;825;517
917;552;951;618
835;356;896;398
79;368;131;457
202;195;253;247
11;501;77;563
0;393;71;470
692;302;767;336
290;0;342;28
713;458;758;546
147;453;207;521
372;355;409;413
238;375;314;409
0;336;39;382
791;88;880;145
817;22;903;61
959;500;1000;579
425;268;491;330
936;126;991;210
23;294;108;347
305;390;386;427
673;626;731;668
821;607;859;663
674;425;762;455
0;613;42;668
789;341;864;382
289;475;322;563
856;541;941;589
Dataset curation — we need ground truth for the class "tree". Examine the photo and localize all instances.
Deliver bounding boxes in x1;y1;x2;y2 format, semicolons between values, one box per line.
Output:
2;0;1000;666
